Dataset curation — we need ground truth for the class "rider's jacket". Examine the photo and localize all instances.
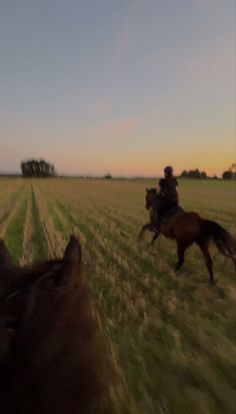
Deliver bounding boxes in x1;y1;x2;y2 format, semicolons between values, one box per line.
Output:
158;177;179;213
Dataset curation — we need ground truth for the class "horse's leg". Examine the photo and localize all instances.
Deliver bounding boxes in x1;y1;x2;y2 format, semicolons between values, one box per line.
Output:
138;223;155;240
197;241;215;286
150;230;160;246
175;242;187;271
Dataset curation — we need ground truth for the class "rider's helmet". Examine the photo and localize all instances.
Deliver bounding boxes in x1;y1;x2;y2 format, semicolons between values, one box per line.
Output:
164;166;173;178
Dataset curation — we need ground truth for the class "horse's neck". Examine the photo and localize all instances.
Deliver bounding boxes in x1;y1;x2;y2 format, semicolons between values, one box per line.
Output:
151;195;160;211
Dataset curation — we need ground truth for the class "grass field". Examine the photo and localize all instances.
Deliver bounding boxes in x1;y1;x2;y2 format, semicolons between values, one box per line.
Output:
0;177;236;414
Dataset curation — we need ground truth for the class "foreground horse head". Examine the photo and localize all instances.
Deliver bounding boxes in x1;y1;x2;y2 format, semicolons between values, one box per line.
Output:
0;237;114;414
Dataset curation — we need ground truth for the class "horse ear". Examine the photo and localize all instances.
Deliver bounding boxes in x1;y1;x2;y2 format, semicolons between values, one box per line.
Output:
0;240;14;269
146;188;148;193
63;236;81;268
48;236;82;288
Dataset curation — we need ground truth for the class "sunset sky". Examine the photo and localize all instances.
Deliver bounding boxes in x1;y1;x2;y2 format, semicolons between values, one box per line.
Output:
0;0;235;176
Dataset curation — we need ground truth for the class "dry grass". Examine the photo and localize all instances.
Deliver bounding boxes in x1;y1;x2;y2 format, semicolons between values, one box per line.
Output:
0;177;235;414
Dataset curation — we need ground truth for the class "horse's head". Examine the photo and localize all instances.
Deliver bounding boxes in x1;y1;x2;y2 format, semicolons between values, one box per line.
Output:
0;235;82;368
145;188;158;210
0;236;113;413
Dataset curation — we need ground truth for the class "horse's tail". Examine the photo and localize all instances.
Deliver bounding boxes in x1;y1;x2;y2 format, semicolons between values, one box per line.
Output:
201;219;236;261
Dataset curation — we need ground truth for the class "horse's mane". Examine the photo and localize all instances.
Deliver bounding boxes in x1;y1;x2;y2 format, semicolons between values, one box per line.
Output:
0;238;116;414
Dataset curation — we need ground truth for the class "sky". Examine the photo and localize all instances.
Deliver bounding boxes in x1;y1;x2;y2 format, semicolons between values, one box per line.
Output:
0;0;235;177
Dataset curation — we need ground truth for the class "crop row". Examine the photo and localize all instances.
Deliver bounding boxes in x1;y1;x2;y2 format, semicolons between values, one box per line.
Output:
0;179;235;414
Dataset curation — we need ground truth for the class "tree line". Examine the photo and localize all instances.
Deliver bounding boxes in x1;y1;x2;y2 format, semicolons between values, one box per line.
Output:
180;164;236;180
222;163;236;180
180;169;207;179
21;159;56;177
18;160;235;179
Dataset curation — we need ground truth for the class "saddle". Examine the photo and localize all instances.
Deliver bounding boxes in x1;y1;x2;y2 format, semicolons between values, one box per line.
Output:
159;205;184;224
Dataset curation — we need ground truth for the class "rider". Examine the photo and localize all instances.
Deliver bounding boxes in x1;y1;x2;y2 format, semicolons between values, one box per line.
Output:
157;166;179;222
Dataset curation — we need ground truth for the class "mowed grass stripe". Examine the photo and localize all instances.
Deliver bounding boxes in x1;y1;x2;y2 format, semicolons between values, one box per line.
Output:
31;185;48;261
47;201;66;233
4;196;28;264
0;186;26;229
34;182;76;237
20;186;34;265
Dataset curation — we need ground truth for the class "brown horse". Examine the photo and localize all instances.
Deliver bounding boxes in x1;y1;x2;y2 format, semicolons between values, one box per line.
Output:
139;188;236;285
0;236;115;414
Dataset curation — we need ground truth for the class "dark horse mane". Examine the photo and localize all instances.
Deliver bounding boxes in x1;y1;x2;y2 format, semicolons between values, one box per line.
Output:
0;237;116;414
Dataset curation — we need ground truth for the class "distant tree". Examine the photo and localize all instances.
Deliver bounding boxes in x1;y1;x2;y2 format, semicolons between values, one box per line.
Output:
21;161;28;177
21;159;56;178
200;171;207;179
222;170;233;180
180;169;207;179
222;163;236;180
104;173;112;179
180;170;187;178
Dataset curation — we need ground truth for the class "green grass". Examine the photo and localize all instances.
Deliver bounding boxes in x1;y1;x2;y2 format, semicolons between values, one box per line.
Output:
0;177;235;413
47;200;65;233
5;196;28;263
30;186;48;261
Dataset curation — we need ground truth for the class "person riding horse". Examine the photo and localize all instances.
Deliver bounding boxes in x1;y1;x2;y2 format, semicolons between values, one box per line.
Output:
155;166;179;226
158;166;179;212
140;187;236;285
